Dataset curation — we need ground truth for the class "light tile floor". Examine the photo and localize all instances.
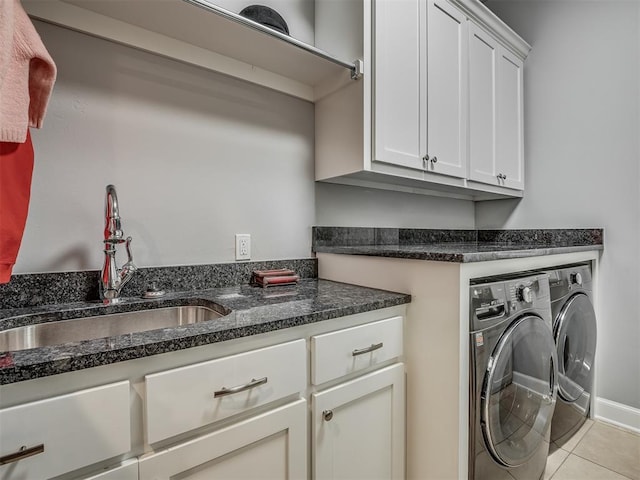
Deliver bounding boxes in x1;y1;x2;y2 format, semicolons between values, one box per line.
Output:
545;420;640;480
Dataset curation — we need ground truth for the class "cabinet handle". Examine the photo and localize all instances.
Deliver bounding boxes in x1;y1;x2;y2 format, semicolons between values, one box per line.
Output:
352;342;383;356
0;444;45;465
214;376;268;398
423;155;438;168
323;410;334;421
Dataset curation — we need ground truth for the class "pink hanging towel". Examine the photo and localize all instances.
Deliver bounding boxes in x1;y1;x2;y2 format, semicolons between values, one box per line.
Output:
0;131;34;283
1;0;57;142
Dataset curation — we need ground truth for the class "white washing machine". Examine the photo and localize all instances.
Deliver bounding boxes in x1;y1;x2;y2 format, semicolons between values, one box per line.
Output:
469;272;558;480
545;263;597;446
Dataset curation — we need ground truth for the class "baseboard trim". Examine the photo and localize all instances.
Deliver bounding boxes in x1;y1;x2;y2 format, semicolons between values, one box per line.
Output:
594;397;640;434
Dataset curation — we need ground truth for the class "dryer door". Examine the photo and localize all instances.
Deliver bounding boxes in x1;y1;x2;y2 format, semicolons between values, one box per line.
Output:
555;293;597;405
481;315;558;468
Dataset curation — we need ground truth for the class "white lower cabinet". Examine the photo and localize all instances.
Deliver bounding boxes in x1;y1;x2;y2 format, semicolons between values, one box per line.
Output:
0;381;131;479
312;364;405;480
0;307;406;480
139;400;307;480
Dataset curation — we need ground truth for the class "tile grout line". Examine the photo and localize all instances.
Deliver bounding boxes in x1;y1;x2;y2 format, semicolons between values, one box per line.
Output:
569;453;635;480
550;419;640;480
567;453;633;480
547;449;570;480
559;420;595;454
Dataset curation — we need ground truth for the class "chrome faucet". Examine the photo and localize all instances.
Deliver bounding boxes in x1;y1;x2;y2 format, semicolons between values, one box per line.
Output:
100;184;137;302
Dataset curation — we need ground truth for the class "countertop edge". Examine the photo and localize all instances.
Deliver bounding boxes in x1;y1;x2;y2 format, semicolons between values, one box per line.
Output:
0;280;410;385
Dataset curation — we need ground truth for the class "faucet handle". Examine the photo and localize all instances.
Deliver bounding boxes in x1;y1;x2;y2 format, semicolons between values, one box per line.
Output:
125;236;135;264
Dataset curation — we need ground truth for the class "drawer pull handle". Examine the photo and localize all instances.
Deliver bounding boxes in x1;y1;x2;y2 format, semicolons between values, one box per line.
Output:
0;444;45;465
214;376;268;398
352;342;383;356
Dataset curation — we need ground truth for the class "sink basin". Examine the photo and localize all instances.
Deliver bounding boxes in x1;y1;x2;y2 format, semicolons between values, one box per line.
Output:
0;305;225;352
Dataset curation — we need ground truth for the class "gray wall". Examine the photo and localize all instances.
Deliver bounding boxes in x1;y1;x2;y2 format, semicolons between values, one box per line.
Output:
21;21;316;273
315;183;475;228
481;0;640;410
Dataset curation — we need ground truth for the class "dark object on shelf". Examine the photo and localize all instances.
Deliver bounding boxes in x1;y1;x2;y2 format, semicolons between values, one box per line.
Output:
239;5;289;35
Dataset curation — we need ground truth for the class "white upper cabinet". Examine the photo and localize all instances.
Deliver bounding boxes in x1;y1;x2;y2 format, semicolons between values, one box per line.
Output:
496;47;525;189
468;23;499;186
373;0;468;178
373;0;422;171
424;0;468;179
316;0;531;201
468;23;525;190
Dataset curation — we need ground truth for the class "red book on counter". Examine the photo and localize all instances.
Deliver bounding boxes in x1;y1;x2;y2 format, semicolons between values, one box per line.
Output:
252;268;296;278
252;274;300;288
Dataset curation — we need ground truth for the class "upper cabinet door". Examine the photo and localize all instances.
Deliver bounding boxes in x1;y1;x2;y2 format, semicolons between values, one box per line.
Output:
373;0;424;171
425;0;468;179
496;46;525;190
468;23;499;185
468;25;525;191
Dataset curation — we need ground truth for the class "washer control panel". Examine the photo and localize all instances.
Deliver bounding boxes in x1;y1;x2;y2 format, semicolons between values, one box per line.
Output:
470;273;551;332
507;281;537;311
517;285;534;303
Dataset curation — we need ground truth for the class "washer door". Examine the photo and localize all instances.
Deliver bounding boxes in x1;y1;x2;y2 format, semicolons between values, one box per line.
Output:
481;315;558;468
555;293;597;403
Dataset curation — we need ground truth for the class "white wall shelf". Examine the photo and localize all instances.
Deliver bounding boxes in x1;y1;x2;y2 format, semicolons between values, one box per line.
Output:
23;0;360;102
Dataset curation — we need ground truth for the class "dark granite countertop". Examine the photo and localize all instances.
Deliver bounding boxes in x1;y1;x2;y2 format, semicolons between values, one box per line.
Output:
313;228;603;262
313;242;602;262
0;278;410;385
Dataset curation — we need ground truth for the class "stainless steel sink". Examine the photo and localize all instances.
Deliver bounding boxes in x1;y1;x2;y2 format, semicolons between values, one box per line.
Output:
0;305;225;352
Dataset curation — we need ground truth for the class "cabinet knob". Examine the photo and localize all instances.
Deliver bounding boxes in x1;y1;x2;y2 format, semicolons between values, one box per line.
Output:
497;173;507;181
431;156;438;164
323;410;334;422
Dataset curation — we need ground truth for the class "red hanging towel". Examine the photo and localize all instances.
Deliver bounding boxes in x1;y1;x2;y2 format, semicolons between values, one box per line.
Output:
0;130;34;283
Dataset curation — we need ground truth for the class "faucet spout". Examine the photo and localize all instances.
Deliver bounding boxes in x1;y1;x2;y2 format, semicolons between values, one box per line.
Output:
100;185;136;303
104;184;123;241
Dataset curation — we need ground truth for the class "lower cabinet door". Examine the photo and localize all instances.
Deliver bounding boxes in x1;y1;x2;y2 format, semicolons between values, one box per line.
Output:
312;364;405;480
138;400;307;480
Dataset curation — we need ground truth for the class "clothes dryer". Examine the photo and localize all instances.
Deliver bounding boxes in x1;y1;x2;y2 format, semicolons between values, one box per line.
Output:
469;273;557;480
546;263;597;446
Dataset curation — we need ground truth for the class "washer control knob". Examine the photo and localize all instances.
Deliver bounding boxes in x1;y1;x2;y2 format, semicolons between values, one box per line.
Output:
570;272;583;286
517;286;534;303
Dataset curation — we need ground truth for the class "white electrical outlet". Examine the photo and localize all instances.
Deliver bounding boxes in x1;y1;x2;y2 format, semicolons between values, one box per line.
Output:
235;234;251;261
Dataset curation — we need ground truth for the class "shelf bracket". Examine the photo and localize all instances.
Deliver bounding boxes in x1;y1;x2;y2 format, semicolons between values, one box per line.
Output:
351;59;364;80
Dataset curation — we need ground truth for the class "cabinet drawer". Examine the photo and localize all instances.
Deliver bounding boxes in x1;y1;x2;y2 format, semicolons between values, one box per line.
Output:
311;316;403;385
0;381;131;479
145;339;306;444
